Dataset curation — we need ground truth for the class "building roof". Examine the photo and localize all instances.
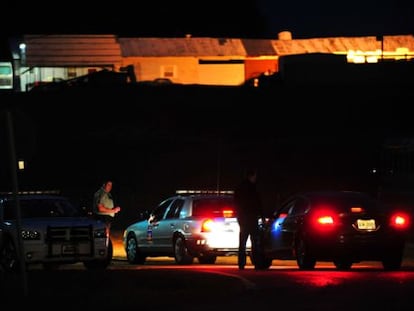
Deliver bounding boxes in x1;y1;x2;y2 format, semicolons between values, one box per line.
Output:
23;34;122;67
118;37;246;57
19;34;414;67
242;39;277;56
271;35;414;55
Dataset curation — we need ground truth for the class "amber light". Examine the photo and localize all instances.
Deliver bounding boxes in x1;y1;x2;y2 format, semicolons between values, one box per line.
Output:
222;209;234;218
201;219;214;232
351;206;363;213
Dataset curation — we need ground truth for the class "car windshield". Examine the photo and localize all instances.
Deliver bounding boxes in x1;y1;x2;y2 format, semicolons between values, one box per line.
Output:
3;197;85;219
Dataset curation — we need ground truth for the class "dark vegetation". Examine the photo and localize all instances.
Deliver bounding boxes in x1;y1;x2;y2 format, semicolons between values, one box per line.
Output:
2;80;414;228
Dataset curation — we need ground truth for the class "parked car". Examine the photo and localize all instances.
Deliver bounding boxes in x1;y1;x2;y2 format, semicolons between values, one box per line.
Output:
0;192;112;272
123;190;251;265
254;190;411;270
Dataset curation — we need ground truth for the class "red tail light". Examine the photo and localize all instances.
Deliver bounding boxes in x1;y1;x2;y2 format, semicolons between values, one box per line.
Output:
390;212;410;230
310;208;337;231
317;215;334;225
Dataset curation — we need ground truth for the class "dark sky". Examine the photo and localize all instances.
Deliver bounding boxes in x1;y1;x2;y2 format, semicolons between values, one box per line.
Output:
5;1;414;39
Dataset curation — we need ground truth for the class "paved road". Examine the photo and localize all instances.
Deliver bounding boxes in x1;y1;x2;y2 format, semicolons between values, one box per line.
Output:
3;259;414;309
2;231;414;309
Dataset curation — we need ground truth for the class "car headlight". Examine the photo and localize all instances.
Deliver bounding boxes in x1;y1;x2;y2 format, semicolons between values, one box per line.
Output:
94;228;108;238
21;229;41;240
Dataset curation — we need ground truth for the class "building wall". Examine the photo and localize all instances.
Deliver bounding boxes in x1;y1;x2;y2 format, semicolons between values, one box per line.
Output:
198;60;245;86
20;66;108;91
122;56;246;85
122;56;199;84
244;58;278;81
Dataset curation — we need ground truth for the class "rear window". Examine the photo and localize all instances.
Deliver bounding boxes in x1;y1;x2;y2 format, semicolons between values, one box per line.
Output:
192;197;236;218
311;196;382;213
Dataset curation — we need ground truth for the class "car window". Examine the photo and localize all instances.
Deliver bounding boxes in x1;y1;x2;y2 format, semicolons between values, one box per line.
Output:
165;199;184;219
151;199;173;222
275;199;294;217
312;195;380;213
191;197;235;217
290;197;308;215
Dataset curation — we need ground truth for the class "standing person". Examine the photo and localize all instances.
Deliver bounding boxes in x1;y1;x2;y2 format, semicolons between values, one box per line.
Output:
234;168;264;270
93;179;121;229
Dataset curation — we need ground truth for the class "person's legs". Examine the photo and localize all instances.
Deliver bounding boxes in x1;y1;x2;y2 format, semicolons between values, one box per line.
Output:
238;227;249;269
250;226;261;267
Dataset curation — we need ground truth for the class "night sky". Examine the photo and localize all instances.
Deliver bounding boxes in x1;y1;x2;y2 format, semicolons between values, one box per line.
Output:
4;0;414;39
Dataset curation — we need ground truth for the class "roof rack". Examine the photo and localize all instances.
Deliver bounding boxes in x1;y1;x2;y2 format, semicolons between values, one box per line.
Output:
0;190;61;195
176;189;234;195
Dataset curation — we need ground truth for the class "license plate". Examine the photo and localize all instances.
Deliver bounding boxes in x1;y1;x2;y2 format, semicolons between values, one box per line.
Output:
357;219;376;230
62;244;77;254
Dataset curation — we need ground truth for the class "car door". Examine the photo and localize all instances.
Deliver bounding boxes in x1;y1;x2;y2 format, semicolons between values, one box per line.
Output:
153;198;184;252
278;197;308;252
146;199;173;251
269;199;293;254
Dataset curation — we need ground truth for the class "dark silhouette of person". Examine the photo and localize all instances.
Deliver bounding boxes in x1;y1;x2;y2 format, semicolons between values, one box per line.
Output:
234;168;264;270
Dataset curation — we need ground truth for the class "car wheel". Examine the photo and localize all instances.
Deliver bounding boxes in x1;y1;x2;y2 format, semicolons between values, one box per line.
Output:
0;237;19;273
84;238;112;270
251;246;272;270
198;255;217;264
254;257;273;270
333;259;353;270
126;234;146;264
295;238;316;270
174;236;193;265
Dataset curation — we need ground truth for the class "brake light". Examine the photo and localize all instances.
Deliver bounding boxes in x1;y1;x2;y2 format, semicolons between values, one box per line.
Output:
390;212;410;230
317;215;334;225
201;219;214;232
310;208;337;231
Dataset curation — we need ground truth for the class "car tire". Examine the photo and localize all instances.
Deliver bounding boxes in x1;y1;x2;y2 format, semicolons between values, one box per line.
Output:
382;252;403;271
251;244;272;270
0;237;19;273
295;237;316;270
126;234;146;264
174;236;193;265
254;257;273;270
83;239;112;270
333;259;353;270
